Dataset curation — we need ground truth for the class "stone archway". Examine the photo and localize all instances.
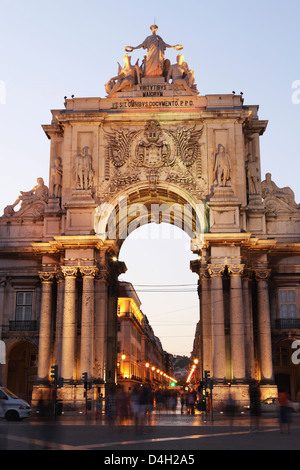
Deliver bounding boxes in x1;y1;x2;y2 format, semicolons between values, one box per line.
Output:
6;341;38;403
95;181;208;249
94;181;207;392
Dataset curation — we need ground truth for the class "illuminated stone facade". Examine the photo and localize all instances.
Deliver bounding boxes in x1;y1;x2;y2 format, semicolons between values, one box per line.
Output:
1;25;300;409
117;282;175;393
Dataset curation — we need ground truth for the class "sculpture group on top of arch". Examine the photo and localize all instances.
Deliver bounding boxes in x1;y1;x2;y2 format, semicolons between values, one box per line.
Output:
105;24;199;97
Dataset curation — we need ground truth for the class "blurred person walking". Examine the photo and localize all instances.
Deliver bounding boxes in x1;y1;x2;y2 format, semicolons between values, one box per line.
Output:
279;390;292;434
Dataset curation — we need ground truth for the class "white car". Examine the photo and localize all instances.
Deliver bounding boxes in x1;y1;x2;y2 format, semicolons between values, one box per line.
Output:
261;397;299;413
0;386;31;420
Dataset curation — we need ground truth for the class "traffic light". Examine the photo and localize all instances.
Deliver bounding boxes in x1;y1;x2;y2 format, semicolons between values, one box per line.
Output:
170;382;176;388
50;365;58;381
204;370;210;380
82;372;88;389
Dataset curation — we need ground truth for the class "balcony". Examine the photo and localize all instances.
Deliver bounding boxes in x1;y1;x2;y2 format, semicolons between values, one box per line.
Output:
272;318;300;330
8;320;38;331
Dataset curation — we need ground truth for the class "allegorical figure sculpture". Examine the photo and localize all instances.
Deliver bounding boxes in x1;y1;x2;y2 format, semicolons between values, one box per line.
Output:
105;54;141;96
74;146;94;190
105;25;201;96
167;54;198;95
50;157;63;198
125;24;182;77
262;173;299;209
3;177;49;217
213;144;231;187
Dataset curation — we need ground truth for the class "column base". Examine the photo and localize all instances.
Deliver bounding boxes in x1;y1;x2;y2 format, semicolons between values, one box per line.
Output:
210;383;278;410
211;384;250;410
32;383;106;415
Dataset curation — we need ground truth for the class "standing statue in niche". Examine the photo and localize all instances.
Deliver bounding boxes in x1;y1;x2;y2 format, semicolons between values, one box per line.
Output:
125;24;182;77
74;146;94;190
246;153;259;195
50;157;63;198
213;144;231;187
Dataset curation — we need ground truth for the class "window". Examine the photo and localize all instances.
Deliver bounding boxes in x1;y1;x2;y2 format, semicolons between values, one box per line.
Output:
279;290;297;319
16;292;33;321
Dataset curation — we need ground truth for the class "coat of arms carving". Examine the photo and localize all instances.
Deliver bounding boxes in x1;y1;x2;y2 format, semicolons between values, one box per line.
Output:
102;120;206;201
104;120;203;170
132;120;174;169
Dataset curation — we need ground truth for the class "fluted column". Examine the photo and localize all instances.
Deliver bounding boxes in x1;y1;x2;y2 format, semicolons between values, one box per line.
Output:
208;264;226;382
199;267;212;374
242;273;255;379
61;267;78;381
37;272;55;382
255;269;274;383
94;270;108;382
80;267;98;378
228;264;246;381
54;272;64;372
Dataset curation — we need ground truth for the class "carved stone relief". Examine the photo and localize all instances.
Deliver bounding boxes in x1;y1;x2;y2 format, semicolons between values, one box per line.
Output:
100;120;206;201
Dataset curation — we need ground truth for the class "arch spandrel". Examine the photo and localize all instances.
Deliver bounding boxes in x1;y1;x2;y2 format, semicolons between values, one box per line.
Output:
94;180;208;250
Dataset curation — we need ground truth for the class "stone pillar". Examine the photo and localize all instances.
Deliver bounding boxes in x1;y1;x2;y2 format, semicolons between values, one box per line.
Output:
242;273;255;379
54;272;64;372
94;272;108;382
255;269;274;383
208;264;226;382
61;267;78;381
199;268;212;374
0;279;6;385
228;265;246;381
37;272;55;382
80;267;97;378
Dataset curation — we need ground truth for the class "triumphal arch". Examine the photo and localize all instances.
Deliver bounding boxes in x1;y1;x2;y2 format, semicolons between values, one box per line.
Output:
1;25;300;408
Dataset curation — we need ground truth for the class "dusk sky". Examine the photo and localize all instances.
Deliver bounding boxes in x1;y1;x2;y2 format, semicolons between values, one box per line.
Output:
1;0;300;356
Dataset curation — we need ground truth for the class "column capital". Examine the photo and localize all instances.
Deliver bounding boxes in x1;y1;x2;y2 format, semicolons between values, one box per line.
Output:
61;266;78;278
199;267;211;280
228;264;245;276
79;266;98;278
38;271;55;283
207;264;226;277
254;269;271;281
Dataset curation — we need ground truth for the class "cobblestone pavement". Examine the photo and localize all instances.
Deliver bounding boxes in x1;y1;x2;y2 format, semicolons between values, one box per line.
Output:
0;411;299;452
